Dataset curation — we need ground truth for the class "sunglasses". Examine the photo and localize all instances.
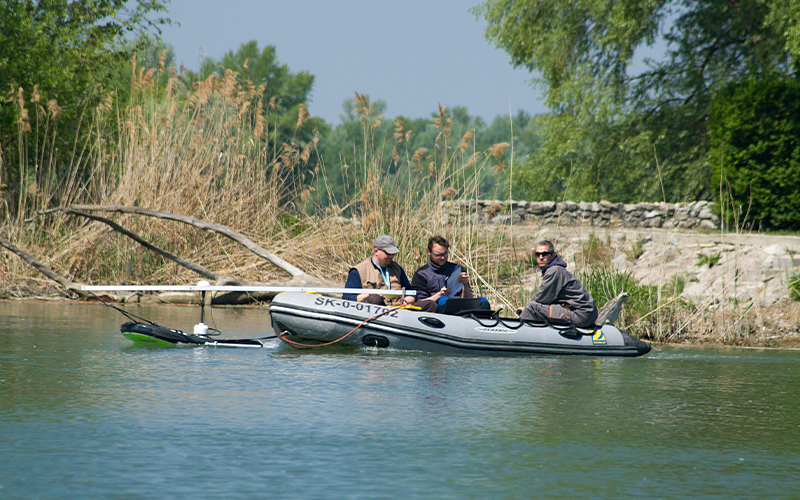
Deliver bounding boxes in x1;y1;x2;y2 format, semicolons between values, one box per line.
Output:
431;250;449;258
535;251;554;257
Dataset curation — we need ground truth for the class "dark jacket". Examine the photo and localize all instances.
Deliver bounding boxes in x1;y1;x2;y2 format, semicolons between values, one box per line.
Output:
411;260;462;301
532;255;597;315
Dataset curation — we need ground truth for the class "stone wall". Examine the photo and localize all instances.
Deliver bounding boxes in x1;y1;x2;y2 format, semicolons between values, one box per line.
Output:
441;200;721;229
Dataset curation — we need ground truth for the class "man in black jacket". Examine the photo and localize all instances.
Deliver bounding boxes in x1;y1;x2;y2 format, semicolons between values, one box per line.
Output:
518;240;598;327
411;235;490;313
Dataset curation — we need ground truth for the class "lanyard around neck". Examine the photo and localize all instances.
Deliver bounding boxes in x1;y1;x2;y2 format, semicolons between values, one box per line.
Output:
372;258;391;289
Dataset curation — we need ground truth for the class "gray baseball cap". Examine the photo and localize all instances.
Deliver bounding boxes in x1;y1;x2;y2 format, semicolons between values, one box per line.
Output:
373;234;400;254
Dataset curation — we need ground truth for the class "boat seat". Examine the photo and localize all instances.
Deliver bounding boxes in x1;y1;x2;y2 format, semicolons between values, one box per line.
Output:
440;298;482;315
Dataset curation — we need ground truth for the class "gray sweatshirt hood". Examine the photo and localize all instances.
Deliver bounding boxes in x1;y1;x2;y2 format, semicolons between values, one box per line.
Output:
541;254;567;274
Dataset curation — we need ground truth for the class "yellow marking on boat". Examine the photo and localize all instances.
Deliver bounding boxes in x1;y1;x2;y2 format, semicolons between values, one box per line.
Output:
592;330;607;345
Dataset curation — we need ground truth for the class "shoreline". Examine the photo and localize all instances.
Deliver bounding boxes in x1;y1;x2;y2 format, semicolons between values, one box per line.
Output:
2;219;798;348
2;292;798;349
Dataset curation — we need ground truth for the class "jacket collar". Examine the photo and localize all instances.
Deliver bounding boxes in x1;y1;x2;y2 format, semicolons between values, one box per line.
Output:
541;254;567;274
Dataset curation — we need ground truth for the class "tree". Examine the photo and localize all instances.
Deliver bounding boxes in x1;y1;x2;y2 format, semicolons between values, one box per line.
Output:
112;32;176;109
0;0;170;215
193;41;324;150
474;0;800;203
709;77;800;230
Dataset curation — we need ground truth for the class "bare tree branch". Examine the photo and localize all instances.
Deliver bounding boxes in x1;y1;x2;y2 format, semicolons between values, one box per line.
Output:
69;204;307;278
48;207;220;281
0;232;89;299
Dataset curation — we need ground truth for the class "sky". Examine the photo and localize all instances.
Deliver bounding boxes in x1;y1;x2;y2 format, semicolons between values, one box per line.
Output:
158;0;548;125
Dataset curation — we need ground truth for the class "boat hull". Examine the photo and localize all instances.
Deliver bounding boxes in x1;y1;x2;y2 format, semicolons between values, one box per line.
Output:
269;292;651;357
120;322;264;347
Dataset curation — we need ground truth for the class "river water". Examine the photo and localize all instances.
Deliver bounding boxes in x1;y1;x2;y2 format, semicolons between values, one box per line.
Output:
1;301;798;499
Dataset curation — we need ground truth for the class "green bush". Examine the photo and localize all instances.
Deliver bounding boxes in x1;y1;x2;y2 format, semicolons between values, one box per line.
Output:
696;252;722;268
790;272;800;301
709;77;800;231
578;233;611;267
578;267;656;320
663;274;687;298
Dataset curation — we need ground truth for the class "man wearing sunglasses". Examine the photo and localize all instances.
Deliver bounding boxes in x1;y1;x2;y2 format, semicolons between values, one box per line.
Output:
518;240;598;327
343;234;437;311
411;235;490;312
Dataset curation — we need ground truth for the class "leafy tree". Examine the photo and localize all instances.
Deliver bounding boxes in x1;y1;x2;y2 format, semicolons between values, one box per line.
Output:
193;41;324;149
112;33;177;109
709;77;800;230
313;94;393;209
474;0;800;203
0;0;170;215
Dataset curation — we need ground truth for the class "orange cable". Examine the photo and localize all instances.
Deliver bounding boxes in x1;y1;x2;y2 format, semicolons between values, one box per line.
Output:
278;303;419;349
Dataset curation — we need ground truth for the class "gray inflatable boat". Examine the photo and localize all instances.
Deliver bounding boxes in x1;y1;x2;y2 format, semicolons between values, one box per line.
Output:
269;292;651;357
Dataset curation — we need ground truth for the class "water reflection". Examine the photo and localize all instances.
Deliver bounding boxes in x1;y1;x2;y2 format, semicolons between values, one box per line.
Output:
1;301;799;498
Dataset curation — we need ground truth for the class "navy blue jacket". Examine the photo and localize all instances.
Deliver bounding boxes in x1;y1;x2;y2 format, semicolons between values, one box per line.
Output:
410;260;462;301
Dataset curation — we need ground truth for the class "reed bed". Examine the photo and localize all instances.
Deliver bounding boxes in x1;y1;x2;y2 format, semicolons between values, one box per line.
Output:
1;64;516;306
1;61;798;347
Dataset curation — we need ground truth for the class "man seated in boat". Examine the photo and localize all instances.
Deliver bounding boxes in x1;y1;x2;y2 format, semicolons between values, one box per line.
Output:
343;234;438;311
411;235;491;313
518;240;598;327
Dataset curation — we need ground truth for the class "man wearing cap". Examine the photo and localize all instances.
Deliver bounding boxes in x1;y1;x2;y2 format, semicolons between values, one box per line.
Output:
343;235;438;312
518;240;598;327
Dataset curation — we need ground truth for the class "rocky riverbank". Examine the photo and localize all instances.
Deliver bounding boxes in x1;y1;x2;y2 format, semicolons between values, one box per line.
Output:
504;224;799;307
498;222;800;346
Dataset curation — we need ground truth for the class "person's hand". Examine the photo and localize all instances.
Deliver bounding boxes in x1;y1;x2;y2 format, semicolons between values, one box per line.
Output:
438;287;451;298
458;272;470;285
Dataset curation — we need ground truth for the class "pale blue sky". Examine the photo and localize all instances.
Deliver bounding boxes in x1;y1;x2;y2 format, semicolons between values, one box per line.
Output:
159;0;547;125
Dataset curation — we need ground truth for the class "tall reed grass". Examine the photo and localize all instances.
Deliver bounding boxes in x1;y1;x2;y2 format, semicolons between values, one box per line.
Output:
0;58;519;310
2;57;798;347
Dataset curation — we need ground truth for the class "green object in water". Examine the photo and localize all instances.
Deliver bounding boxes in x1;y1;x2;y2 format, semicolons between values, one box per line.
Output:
122;332;175;346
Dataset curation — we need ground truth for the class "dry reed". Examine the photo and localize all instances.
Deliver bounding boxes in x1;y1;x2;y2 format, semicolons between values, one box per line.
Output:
2;59;799;348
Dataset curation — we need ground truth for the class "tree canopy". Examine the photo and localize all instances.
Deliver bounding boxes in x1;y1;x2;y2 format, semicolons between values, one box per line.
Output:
0;0;171;139
709;77;800;230
0;0;170;213
314;94;540;210
194;40;324;149
474;0;800;204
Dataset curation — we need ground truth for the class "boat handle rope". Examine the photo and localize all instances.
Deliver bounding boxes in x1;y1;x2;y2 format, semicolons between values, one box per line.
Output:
278;304;420;349
468;314;527;330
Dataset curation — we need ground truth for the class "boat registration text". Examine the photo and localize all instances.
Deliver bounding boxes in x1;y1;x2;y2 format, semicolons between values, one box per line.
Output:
314;297;400;317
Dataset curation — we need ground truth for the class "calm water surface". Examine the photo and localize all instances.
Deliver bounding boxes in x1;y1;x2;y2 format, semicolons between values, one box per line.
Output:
1;301;798;499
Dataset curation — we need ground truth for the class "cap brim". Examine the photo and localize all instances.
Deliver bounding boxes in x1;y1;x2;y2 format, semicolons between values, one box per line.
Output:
382;245;400;254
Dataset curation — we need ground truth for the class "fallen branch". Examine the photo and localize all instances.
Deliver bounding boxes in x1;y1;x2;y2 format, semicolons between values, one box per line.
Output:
0;232;89;299
45;207;220;281
69;204;306;278
597;292;627;325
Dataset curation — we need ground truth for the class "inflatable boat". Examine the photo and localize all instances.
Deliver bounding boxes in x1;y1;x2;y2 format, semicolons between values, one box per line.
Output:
269;292;651;357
